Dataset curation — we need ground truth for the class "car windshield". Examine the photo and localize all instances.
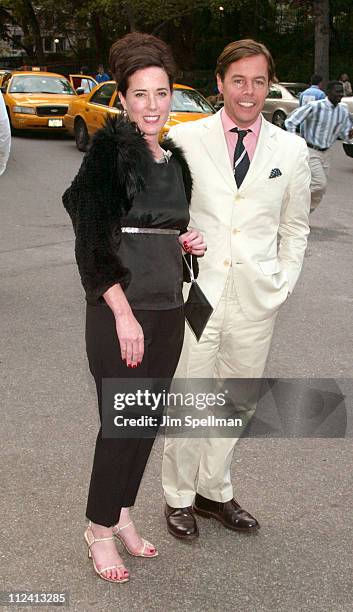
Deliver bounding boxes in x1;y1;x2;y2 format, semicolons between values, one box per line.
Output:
172;89;214;113
280;83;307;99
9;75;75;95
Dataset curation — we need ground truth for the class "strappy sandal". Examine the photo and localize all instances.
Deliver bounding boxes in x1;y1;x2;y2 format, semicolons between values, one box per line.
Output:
84;522;129;583
113;521;158;558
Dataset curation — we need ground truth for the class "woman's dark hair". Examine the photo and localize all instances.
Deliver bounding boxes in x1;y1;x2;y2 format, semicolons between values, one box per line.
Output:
109;32;176;95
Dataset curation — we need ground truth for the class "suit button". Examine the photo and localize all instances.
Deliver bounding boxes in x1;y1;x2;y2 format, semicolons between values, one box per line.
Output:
223;259;230;267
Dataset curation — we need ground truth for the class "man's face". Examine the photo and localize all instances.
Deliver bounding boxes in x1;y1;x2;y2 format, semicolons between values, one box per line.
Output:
216;54;269;128
328;84;344;106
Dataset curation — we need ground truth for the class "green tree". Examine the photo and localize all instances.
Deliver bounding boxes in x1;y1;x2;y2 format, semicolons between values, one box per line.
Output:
0;0;45;62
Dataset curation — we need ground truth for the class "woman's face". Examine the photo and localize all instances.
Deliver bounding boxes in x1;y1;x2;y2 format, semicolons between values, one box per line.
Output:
119;66;172;136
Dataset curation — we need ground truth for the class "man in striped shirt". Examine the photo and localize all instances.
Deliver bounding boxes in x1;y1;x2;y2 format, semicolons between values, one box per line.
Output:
285;80;353;212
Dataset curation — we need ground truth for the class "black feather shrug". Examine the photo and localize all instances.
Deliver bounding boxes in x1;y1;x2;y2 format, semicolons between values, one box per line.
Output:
62;114;195;302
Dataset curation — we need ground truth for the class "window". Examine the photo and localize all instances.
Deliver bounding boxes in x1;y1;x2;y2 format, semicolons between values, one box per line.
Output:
112;93;123;110
9;75;75;95
44;37;53;52
71;76;96;93
172;89;214;113
12;35;22;50
267;87;282;99
90;83;116;106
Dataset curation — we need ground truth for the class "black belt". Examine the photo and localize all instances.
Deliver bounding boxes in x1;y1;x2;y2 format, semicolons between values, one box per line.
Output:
307;143;329;152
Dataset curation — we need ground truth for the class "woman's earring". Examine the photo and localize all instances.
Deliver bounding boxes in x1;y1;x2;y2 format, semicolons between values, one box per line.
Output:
122;108;128;120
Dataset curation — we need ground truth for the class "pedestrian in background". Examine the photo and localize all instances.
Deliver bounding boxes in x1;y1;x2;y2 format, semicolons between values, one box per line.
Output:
338;73;352;97
299;74;325;105
285;80;353;212
79;65;90;75
63;32;205;584
0;91;11;176
95;64;110;83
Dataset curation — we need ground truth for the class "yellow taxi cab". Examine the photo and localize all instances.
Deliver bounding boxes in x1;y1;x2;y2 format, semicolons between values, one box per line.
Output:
64;81;215;151
1;69;95;132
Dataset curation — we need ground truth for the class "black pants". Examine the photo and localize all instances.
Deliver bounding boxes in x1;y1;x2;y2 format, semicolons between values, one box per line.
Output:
85;303;185;527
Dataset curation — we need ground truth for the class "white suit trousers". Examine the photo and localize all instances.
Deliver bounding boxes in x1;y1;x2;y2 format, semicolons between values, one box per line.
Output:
308;148;331;211
162;272;277;507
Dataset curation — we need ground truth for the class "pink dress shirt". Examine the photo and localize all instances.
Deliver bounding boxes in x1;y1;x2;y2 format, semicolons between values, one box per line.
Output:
221;108;261;167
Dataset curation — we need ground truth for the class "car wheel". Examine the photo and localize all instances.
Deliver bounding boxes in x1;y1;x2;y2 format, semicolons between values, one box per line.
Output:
75;118;89;152
272;110;286;129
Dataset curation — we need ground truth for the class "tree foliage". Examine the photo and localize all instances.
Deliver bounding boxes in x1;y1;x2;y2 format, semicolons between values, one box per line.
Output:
1;0;353;86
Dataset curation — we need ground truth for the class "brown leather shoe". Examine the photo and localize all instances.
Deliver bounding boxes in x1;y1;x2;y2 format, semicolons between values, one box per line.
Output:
193;494;259;532
165;504;199;540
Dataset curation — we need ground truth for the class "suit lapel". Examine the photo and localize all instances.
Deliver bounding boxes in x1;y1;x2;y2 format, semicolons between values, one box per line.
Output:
239;116;277;191
200;111;237;192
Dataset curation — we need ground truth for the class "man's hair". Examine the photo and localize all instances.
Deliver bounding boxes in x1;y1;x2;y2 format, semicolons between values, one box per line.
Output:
215;39;276;82
109;32;176;95
311;74;322;86
326;80;343;93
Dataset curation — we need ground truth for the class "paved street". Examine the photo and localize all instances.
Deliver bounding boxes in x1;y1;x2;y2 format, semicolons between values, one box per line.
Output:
1;132;353;612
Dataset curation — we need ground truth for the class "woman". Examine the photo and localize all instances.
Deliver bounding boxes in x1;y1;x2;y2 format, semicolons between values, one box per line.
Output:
63;32;206;584
338;73;352;97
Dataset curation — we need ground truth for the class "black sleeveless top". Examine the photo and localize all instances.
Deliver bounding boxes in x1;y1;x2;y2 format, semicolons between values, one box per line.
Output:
118;153;190;310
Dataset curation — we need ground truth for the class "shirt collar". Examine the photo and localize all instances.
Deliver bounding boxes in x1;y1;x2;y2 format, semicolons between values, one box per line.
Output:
221;107;262;136
324;97;337;109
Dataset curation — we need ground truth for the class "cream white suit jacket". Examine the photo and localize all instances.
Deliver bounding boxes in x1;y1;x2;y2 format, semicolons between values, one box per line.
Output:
169;111;311;322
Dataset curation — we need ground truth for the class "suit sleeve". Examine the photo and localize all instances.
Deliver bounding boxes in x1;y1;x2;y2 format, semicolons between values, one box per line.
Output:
277;137;311;294
62;143;130;301
0;92;11;176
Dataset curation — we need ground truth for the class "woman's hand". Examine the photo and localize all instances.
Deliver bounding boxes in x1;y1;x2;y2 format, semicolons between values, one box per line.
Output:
179;229;207;257
115;312;144;368
103;284;144;368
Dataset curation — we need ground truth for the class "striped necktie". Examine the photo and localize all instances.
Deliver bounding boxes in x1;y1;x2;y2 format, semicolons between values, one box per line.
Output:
231;127;251;187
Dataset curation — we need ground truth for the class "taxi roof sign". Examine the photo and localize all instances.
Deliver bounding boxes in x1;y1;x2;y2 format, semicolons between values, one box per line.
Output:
20;65;48;72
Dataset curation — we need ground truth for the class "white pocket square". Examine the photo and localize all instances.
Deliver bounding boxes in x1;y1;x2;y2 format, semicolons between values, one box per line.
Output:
269;168;282;178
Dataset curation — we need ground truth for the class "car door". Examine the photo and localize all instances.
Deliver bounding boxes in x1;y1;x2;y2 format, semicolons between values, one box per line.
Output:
84;82;117;135
262;85;283;121
69;74;97;93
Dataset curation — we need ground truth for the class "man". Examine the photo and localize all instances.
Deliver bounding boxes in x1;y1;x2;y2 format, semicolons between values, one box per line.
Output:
299;74;325;105
0;91;11;176
95;64;110;84
285;81;353;213
162;39;311;540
